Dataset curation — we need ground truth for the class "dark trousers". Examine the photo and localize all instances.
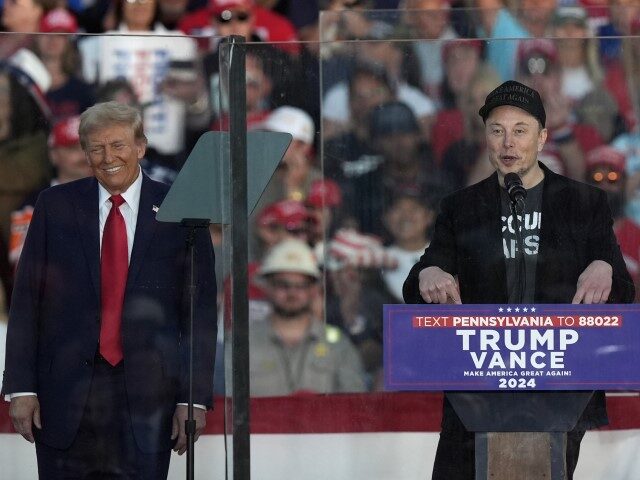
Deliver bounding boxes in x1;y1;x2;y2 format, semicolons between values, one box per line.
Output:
431;427;586;480
35;356;171;480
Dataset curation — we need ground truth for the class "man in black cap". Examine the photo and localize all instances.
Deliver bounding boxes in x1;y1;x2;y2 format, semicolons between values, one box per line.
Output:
340;100;450;237
403;80;634;479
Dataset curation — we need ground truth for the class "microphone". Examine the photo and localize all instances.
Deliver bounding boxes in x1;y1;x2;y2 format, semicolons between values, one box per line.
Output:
504;173;527;206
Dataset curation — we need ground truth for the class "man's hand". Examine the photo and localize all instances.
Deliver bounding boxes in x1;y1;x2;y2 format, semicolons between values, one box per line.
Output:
9;395;41;443
171;405;206;455
418;266;461;304
572;260;613;304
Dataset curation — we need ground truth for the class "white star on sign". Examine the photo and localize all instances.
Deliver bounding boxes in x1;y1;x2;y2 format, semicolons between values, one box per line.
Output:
531;307;536;312
507;307;512;312
515;307;520;312
498;307;504;312
523;307;528;312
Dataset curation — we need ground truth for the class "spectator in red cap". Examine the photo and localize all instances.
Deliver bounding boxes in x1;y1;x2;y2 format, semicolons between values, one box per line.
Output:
34;8;96;122
209;0;255;39
9;116;92;266
256;199;310;254
585;145;627;224
47;116;92;183
178;0;298;53
305;179;343;247
226;199;311;322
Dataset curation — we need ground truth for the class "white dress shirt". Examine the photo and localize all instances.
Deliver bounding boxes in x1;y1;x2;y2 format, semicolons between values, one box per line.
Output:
98;168;142;262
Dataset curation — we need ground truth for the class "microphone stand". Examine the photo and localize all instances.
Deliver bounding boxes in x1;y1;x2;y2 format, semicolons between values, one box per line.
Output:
510;200;526;304
505;173;527;304
182;218;210;480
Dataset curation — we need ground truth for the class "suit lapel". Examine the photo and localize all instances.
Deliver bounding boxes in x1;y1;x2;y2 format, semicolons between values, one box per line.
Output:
475;174;507;300
74;178;101;300
536;168;570;297
126;175;160;290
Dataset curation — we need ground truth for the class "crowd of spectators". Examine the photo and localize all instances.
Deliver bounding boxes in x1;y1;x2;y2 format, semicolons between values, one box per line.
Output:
3;0;640;396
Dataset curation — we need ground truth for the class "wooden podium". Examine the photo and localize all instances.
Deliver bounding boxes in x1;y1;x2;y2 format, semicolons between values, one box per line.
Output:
446;391;595;480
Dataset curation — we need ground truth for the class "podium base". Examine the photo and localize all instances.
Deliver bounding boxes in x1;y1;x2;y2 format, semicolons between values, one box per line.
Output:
475;432;567;480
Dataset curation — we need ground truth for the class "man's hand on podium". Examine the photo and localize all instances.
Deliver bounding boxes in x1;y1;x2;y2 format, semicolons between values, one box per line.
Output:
572;259;613;304
418;266;462;304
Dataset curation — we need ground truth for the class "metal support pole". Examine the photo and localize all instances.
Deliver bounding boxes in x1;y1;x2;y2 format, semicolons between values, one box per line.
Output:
228;35;250;480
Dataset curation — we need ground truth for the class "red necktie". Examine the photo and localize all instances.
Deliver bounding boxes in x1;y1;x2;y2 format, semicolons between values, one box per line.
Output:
100;194;128;365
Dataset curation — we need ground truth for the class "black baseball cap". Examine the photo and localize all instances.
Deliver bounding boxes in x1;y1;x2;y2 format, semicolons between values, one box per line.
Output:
370;101;419;137
478;80;546;127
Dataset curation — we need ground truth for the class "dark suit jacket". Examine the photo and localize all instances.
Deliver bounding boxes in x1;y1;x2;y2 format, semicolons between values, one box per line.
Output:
2;175;217;452
403;163;635;429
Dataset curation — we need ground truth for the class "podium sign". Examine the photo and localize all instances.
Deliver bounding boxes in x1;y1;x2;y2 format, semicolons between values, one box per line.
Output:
384;304;640;391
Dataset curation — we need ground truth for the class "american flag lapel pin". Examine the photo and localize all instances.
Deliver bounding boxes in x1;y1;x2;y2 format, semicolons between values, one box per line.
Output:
152;205;159;213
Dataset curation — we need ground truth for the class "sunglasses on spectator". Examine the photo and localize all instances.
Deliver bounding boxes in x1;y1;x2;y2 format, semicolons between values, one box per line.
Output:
217;10;251;23
591;170;621;184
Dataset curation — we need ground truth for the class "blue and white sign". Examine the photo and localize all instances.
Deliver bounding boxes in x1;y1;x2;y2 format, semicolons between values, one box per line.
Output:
384;304;640;391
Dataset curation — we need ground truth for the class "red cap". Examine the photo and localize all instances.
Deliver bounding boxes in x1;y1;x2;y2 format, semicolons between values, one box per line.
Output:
209;0;254;15
40;8;78;34
517;38;558;75
306;179;342;208
49;116;81;148
585;146;626;172
258;200;309;230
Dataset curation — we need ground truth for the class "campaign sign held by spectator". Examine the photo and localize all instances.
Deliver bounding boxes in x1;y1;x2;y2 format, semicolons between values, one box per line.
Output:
384;304;640;391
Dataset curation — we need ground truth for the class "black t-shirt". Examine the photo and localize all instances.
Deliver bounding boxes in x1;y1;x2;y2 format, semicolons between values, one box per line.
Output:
501;180;544;303
46;76;96;122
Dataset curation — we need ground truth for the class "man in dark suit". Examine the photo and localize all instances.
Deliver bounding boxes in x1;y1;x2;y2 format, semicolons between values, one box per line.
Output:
403;80;634;479
2;102;217;478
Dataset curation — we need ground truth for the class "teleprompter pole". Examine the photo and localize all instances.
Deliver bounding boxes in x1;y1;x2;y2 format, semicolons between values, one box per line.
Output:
228;35;251;480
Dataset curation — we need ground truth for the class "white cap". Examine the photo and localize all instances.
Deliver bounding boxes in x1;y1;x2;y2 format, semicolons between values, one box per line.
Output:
8;48;51;93
259;239;320;279
260;106;315;145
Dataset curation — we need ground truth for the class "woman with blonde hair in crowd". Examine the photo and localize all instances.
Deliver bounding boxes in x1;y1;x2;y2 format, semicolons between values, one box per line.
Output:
552;6;624;143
